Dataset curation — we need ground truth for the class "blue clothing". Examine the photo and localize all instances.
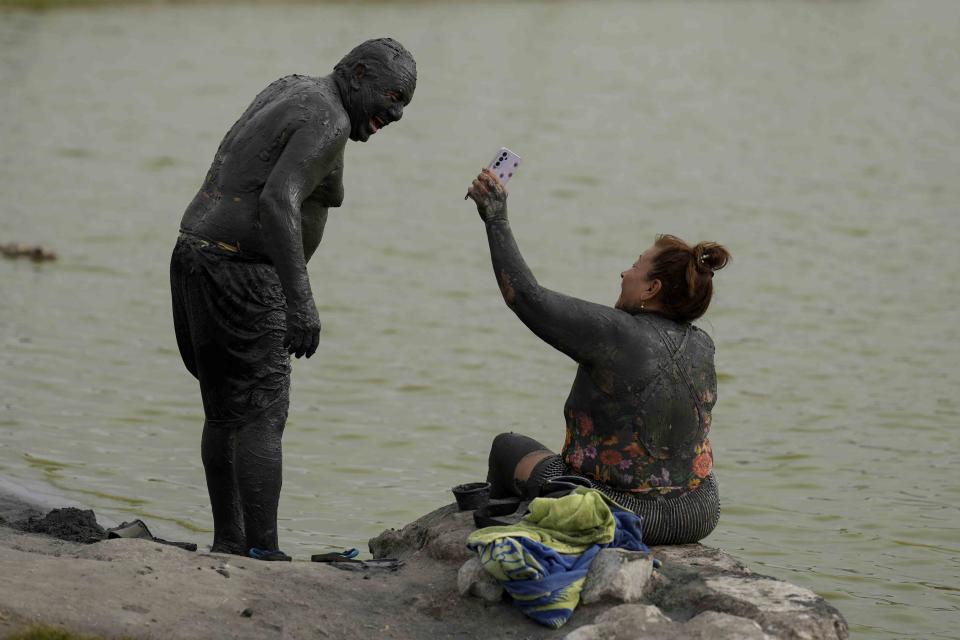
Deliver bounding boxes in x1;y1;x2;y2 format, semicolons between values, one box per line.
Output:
467;489;648;628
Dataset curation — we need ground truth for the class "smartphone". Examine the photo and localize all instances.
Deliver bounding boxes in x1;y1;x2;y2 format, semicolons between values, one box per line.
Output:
487;147;522;185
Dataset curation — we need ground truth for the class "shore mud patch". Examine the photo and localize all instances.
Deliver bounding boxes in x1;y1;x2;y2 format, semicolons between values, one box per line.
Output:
15;507;107;543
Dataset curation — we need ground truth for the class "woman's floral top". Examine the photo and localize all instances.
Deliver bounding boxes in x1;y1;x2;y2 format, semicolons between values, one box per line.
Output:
558;315;717;499
562;407;713;499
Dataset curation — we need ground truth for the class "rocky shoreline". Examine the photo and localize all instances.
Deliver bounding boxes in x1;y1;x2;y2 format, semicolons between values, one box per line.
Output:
1;483;848;639
372;504;849;640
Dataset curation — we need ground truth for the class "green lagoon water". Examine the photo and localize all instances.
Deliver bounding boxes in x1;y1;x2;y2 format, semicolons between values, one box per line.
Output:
1;2;958;637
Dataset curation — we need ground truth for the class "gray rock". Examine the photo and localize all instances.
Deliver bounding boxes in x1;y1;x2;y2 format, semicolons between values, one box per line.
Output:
699;576;845;640
368;505;848;639
580;549;654;604
683;611;772;639
0;482;851;640
457;557;504;603
648;546;848;639
369;503;474;563
565;605;769;640
564;604;670;640
654;543;752;574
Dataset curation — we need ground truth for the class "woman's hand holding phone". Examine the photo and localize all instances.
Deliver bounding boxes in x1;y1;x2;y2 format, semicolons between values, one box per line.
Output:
465;147;520;223
466;168;509;223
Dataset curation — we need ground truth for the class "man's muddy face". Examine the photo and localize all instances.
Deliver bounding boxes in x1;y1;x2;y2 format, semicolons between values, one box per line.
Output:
348;57;416;143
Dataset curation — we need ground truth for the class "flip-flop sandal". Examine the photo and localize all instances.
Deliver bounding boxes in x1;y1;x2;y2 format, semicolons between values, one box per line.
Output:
249;548;292;561
472;498;531;528
152;537;198;552
537;478;590;498
472;476;598;528
107;519;198;552
107;519;152;540
310;548;360;562
323;558;404;572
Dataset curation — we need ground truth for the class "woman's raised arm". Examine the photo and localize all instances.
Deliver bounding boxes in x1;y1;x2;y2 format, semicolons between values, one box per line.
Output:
466;169;634;366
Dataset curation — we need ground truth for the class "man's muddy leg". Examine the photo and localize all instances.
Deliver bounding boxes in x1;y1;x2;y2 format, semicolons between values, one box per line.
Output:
236;412;285;552
200;422;246;554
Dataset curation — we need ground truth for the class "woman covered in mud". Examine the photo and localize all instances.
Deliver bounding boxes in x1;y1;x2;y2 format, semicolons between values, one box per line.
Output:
465;169;730;545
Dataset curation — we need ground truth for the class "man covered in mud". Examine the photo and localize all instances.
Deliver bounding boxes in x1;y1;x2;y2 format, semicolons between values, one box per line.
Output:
170;38;416;558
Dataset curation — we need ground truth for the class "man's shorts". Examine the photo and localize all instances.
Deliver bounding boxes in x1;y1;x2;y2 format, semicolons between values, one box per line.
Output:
170;233;290;428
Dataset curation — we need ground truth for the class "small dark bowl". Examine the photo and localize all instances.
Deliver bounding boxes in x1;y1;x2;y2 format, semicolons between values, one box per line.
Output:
452;482;491;511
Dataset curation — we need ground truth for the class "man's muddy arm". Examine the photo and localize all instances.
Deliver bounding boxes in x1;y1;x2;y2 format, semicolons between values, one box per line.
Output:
260;125;341;358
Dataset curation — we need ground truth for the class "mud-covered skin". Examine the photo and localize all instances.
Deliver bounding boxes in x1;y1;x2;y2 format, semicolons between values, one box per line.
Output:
180;40;415;358
174;39;415;554
467;171;717;498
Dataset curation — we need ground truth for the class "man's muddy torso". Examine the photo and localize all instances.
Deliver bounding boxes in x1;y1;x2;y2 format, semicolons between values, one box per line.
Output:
179;74;348;262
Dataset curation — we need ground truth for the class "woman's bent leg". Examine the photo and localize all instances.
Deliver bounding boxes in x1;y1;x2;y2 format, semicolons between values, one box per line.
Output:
623;474;720;545
524;454;570;497
553;467;721;545
486;433;554;498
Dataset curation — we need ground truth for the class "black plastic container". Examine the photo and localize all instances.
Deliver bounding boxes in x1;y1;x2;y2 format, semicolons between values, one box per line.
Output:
452;481;491;511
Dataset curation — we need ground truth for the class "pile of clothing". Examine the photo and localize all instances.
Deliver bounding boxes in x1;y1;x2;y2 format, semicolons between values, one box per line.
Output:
466;488;648;629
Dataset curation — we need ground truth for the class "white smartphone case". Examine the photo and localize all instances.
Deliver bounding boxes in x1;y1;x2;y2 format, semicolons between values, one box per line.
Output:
487;147;521;185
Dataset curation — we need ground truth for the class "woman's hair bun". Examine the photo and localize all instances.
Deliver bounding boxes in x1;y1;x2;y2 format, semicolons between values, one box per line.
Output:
650;234;730;322
692;242;730;275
